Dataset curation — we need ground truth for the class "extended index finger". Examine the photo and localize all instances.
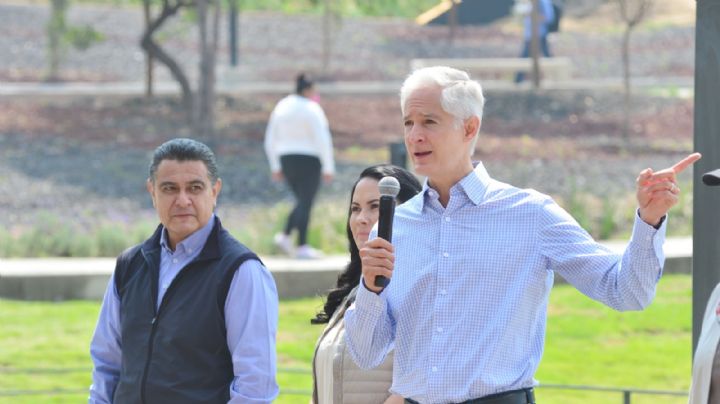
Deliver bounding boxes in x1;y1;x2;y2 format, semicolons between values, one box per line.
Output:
671;152;702;174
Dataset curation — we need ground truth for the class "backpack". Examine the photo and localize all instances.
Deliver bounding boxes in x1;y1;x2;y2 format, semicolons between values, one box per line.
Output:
548;3;562;33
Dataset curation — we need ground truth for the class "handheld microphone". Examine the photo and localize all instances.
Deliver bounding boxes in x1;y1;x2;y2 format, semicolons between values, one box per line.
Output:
374;176;401;288
702;168;720;186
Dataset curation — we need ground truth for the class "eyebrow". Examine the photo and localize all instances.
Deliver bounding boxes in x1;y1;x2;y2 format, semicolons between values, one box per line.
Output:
403;112;439;121
158;180;206;187
352;198;380;205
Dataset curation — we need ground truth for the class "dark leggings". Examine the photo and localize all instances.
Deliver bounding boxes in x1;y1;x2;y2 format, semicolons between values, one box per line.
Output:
280;154;321;246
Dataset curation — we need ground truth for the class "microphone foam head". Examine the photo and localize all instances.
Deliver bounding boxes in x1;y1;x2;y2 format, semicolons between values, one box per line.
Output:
378;176;401;198
703;168;720;186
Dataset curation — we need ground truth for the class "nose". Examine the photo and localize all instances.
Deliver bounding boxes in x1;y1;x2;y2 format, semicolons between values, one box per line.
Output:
175;190;192;207
355;210;369;224
405;123;425;144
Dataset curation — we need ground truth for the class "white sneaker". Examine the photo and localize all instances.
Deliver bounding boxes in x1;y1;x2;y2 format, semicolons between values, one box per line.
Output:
295;245;323;259
273;233;293;255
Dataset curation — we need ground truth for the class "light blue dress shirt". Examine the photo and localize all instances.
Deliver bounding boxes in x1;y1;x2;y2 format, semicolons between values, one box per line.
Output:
89;215;279;403
344;163;666;404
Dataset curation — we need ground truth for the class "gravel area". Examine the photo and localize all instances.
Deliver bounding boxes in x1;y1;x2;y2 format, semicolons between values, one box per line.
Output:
0;130;690;232
0;132;377;236
0;88;693;233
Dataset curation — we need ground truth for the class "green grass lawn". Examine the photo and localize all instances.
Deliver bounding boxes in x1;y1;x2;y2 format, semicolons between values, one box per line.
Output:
0;274;692;403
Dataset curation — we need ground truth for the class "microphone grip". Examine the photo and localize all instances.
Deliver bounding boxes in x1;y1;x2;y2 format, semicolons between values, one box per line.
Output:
374;195;395;288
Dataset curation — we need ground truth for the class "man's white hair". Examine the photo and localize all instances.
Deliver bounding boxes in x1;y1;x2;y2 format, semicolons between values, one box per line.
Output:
400;66;485;155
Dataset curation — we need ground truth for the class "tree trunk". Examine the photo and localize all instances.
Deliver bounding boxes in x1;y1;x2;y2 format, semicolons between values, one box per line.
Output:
140;1;194;114
229;0;239;66
322;0;330;72
47;0;68;81
142;0;154;97
195;0;220;140
622;27;632;139
530;0;541;89
448;0;458;45
617;0;651;140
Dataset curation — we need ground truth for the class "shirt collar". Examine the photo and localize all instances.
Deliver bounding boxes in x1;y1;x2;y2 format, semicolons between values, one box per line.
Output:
160;215;216;255
419;162;491;210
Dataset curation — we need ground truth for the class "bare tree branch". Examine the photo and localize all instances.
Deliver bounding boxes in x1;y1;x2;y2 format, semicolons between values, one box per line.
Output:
140;0;196;112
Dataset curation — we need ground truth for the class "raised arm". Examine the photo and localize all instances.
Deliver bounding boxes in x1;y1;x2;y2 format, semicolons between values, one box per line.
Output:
344;237;396;369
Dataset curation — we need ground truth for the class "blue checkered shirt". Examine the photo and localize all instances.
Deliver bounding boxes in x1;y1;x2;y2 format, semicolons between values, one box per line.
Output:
344;163;666;404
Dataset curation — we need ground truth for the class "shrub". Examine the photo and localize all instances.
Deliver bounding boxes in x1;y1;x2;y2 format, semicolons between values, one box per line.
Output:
96;224;132;257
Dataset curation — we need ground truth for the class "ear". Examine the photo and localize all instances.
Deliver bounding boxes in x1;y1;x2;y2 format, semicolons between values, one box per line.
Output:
146;179;156;208
464;116;481;140
211;178;222;207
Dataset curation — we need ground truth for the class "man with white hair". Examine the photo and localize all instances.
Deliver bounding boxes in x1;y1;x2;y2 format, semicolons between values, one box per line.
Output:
344;66;700;404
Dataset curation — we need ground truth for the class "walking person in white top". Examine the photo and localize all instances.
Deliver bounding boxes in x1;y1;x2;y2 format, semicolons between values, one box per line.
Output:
264;73;335;259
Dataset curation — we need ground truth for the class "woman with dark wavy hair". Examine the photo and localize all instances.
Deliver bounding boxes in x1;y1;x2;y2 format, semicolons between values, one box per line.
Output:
311;164;421;404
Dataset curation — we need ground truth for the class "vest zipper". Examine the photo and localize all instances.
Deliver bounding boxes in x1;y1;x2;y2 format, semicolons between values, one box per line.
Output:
140;315;159;404
139;263;195;403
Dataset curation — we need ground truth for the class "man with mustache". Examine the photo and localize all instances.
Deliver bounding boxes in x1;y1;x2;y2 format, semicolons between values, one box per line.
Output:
89;138;279;404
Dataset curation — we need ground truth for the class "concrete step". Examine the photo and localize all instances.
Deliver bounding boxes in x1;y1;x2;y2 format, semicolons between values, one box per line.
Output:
0;76;694;98
0;238;692;301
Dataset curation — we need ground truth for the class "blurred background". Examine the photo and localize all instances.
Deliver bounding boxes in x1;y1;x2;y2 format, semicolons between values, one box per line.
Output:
0;0;697;402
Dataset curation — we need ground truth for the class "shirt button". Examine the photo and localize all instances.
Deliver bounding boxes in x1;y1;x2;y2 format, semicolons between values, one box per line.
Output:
172;258;179;264
432;366;438;372
440;289;447;295
442;252;449;258
437;327;443;333
444;217;450;222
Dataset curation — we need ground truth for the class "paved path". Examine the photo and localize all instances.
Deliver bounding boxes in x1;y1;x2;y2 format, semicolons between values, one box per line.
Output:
0;76;694;97
0;237;693;301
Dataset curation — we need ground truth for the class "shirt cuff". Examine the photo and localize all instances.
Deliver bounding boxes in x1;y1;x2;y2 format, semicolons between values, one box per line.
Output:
355;279;387;317
630;209;667;274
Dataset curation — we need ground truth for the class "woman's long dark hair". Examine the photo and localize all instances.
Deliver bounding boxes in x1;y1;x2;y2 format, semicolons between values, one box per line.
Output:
311;164;422;324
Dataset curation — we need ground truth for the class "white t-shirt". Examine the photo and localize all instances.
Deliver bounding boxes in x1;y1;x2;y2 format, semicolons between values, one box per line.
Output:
264;94;335;175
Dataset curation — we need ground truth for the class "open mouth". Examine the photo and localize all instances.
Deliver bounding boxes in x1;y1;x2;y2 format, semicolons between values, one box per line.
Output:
414;151;432;158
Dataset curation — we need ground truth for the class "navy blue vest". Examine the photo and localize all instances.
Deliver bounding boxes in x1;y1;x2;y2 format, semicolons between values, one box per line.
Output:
112;219;260;404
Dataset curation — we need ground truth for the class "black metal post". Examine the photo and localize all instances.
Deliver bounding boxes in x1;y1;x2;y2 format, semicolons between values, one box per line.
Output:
229;0;239;66
693;0;720;354
389;142;407;168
